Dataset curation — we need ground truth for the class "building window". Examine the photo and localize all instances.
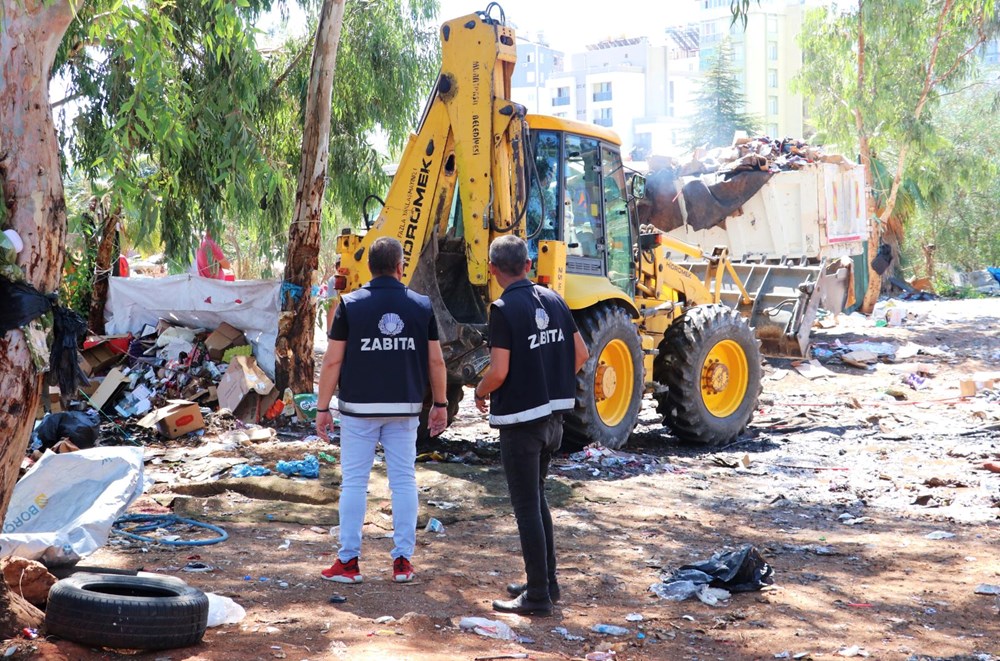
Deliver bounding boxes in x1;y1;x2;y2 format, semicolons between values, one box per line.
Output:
768;41;778;61
767;16;778;33
592;81;612;102
525;52;534;63
526;71;536;84
594;107;613;127
768;123;779;137
553;86;570;106
768;96;778;115
768;69;778;88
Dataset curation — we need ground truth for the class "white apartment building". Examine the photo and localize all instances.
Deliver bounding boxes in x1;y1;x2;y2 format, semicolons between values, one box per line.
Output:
507;0;805;160
697;0;805;138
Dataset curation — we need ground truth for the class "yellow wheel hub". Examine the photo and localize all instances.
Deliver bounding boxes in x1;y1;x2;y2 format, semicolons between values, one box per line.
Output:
700;339;748;418
594;338;633;427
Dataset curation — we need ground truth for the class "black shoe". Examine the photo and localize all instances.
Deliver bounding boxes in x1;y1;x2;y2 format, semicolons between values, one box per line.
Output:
492;592;553;616
506;582;560;603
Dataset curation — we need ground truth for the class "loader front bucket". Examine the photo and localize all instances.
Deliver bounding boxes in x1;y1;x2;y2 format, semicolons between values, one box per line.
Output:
675;259;853;358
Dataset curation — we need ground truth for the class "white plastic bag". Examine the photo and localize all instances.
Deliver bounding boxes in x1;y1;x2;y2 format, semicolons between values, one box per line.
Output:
458;616;516;640
0;446;145;565
206;593;247;627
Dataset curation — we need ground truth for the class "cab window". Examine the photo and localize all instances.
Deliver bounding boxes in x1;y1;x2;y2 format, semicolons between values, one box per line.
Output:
563;135;604;274
601;146;634;296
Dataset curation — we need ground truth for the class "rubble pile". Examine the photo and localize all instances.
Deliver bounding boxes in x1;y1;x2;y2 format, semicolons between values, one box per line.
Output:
36;319;316;458
661;135;851;180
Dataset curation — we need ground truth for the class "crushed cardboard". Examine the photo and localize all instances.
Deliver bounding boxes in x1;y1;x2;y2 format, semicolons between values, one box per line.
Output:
218;355;278;422
138;400;205;439
205;322;249;361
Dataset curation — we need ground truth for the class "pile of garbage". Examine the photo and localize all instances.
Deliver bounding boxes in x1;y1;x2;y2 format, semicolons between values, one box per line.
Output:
34;319;320;454
556;444;682;478
657;134;850;181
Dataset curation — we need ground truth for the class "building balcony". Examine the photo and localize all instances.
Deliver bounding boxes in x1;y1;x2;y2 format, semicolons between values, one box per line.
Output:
552;96;571;106
592;91;613;102
593;117;613;127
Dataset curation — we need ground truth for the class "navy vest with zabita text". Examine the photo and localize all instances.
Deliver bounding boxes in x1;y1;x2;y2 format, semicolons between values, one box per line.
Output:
487;280;578;428
330;276;437;417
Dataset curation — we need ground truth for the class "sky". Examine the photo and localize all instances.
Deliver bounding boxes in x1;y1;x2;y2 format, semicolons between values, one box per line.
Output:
262;1;705;53
431;0;702;53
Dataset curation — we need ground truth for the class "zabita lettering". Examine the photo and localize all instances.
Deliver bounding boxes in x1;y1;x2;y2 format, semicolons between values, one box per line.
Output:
361;337;417;351
528;328;565;349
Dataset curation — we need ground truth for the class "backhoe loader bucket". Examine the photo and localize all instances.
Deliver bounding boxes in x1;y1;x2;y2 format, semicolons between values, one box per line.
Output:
675;259;853;358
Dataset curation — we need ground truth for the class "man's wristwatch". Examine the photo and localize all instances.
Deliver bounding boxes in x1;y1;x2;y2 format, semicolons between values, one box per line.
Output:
432;402;448;408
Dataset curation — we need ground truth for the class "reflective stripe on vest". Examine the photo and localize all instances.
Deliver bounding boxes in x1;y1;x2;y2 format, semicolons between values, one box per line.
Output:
339;400;424;416
489;397;575;427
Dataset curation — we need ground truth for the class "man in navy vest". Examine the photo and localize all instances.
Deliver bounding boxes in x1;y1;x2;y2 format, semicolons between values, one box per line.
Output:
316;237;448;584
474;235;589;616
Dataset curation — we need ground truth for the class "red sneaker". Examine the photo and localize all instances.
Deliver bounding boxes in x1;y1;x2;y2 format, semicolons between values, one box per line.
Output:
393;556;414;583
321;557;362;583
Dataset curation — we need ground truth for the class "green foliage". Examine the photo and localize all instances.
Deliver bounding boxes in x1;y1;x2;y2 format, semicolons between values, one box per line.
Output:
55;0;289;265
52;0;440;270
729;0;760;29
795;1;997;181
902;78;1000;275
686;39;760;149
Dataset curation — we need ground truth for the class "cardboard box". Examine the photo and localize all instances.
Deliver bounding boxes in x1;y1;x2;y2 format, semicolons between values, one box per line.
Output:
960;377;996;397
89;367;132;411
218;355;277;422
205;322;249;362
138;400;205;439
79;342;123;376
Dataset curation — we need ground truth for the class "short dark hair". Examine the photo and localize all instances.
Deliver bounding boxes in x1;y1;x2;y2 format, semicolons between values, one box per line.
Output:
489;235;529;277
369;237;403;276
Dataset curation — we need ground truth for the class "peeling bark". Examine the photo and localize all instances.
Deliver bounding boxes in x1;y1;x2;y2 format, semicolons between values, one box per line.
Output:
0;0;80;628
275;0;345;395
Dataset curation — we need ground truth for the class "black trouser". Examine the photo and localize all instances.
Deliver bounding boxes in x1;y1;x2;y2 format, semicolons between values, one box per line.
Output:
498;414;562;602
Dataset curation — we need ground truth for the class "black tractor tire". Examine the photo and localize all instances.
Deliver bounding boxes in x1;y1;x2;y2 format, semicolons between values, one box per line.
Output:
564;305;644;450
45;573;209;650
654;304;762;446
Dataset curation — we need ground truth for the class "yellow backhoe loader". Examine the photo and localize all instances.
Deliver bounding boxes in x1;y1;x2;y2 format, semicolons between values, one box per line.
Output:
334;5;776;448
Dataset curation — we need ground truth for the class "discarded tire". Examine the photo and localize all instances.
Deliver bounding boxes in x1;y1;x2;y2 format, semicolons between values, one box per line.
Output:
45;573;209;650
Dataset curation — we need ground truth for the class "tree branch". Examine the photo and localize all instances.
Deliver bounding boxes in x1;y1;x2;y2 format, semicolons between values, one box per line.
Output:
51;91;86;109
273;36;315;89
914;0;954;121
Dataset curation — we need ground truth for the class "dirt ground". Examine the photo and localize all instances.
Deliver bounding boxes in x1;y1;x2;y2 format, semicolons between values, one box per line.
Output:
12;298;1000;661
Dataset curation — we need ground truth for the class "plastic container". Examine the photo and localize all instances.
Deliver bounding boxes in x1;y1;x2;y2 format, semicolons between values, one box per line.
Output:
590;624;629;636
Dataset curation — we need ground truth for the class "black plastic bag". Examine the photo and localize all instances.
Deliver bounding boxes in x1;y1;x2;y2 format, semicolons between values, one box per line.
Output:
678;545;774;593
870;242;893;276
0;277;51;332
34;411;99;450
0;276;88;399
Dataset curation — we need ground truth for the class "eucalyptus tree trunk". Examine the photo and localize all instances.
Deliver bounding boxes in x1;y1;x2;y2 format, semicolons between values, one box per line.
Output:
274;0;345;394
88;205;118;334
0;0;78;633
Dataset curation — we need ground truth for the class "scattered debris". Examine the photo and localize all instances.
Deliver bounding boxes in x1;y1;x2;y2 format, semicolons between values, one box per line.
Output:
651;546;773;602
459;617;516;641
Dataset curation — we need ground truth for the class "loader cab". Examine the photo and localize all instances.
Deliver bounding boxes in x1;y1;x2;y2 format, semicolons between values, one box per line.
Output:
524;118;638;298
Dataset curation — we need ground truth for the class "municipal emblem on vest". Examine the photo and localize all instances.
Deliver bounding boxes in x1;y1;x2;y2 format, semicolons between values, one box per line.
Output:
378;313;405;336
535;307;550;330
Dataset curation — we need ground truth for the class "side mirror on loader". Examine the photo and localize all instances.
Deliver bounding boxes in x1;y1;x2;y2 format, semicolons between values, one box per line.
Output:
629;174;646;200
